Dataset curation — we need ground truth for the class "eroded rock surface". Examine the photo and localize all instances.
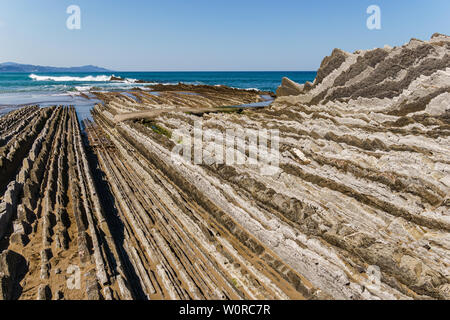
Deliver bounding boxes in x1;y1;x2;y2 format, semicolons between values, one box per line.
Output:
87;35;449;300
0;106;132;300
1;34;448;300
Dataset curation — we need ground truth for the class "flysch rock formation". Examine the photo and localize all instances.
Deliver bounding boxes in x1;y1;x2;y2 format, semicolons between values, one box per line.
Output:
0;33;449;300
88;34;448;300
0;106;133;300
271;33;450;298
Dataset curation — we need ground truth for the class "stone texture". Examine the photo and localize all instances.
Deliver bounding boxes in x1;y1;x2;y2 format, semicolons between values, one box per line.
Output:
276;77;305;97
0;250;27;300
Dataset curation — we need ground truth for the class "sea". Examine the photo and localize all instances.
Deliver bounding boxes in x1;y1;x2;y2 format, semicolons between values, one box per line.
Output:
0;71;316;120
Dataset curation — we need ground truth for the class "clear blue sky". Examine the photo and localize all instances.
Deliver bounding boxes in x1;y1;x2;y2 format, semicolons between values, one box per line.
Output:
0;0;448;71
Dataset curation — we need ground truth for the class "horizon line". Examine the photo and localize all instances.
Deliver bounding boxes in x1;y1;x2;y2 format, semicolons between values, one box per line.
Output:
1;70;318;73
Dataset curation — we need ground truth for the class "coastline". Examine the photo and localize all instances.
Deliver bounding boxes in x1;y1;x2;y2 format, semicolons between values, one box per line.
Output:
0;71;303;120
0;34;449;301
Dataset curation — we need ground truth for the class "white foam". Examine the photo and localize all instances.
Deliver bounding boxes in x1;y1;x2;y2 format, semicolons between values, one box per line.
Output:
123;78;137;84
30;74;113;82
75;86;93;92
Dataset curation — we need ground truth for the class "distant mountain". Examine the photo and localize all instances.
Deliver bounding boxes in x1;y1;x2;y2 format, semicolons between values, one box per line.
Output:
0;62;111;73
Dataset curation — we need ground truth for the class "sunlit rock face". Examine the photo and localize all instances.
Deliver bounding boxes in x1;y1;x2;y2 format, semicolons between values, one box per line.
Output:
277;33;450;114
84;34;448;300
270;34;450;299
1;34;448;300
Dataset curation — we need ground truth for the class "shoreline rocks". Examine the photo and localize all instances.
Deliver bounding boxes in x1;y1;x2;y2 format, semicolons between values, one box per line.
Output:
1;33;448;300
276;77;304;97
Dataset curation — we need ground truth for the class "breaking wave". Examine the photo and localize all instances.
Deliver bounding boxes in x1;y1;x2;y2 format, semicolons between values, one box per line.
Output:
29;74;114;82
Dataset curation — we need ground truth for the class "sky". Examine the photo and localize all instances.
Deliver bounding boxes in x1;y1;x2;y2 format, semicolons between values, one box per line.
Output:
0;0;449;71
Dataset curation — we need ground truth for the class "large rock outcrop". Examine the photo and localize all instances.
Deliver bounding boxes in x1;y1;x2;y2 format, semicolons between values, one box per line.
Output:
277;33;450;117
276;77;305;97
86;34;449;300
1;34;448;300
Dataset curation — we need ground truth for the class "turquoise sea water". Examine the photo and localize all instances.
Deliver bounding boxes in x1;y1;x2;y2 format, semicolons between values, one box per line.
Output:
0;71;316;119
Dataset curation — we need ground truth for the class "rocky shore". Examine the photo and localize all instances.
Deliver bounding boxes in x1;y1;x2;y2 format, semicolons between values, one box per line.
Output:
0;106;131;299
0;34;448;300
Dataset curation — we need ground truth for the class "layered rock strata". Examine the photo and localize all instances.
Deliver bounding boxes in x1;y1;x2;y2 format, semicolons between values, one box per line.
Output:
0;106;133;300
1;34;449;300
87;35;449;299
